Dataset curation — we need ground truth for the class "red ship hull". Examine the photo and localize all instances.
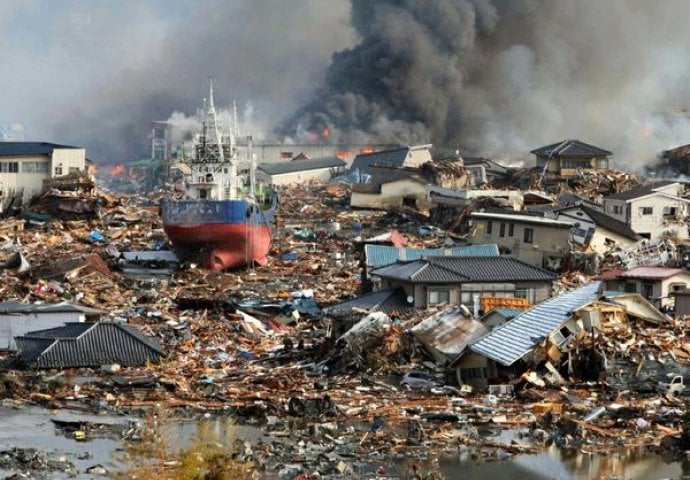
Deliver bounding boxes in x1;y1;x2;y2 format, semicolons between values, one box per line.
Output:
164;223;272;271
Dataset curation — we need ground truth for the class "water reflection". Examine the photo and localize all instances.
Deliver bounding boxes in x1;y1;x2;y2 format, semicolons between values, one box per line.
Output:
439;445;684;480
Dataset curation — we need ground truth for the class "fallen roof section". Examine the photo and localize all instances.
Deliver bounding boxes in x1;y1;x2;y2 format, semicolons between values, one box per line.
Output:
470;281;602;367
16;322;163;369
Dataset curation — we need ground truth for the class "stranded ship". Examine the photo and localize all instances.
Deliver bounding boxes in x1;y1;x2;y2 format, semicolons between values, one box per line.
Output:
161;80;277;270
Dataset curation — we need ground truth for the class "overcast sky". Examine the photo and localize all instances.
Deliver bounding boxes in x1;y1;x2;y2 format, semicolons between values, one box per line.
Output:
4;0;690;169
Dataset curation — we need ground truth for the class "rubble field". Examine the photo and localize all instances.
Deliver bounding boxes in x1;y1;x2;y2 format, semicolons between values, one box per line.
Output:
2;179;690;479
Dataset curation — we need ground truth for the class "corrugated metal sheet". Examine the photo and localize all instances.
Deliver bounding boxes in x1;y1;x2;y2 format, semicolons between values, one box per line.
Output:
365;244;499;268
470;282;602;366
620;267;684;279
410;308;489;359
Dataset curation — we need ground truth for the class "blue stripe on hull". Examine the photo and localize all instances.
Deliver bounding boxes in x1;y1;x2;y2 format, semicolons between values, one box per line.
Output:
161;199;275;227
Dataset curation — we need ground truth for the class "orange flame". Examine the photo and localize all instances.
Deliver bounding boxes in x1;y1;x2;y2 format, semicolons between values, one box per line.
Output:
360;146;375;154
109;164;125;176
322;127;330;139
336;150;356;160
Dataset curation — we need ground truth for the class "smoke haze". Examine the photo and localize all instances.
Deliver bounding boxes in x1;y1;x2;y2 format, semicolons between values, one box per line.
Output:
4;1;690;167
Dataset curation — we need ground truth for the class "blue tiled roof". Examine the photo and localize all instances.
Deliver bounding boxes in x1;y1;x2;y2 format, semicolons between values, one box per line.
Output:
371;256;558;284
470;282;602;366
365;244;499;268
258;157;345;176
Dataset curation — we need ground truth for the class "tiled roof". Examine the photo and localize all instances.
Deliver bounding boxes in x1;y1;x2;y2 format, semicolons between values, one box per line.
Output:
619;267;686;280
323;287;413;316
604;181;677;201
364;244;499;268
470;282;602;366
371;256;558;284
530;140;612;157
579;205;640;241
17;322;163;369
0;301;104;315
258;156;345;176
0;142;82;156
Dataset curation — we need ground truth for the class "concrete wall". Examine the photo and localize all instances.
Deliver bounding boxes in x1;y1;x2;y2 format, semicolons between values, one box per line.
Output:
627;195;689;240
454;351;497;389
470;218;571;268
0;311;85;350
0;148;86;205
351;179;431;211
404;147;433;167
255;167;338;187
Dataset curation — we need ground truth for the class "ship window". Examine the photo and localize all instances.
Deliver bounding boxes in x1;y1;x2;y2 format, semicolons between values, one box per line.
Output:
206;173;214;182
199;189;207;199
224;168;228;174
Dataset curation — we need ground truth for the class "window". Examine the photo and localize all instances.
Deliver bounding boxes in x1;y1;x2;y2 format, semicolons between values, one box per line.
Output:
281;152;293;159
499;222;506;237
508;223;514;237
523;228;534;243
0;162;18;173
608;204;622;215
199;189;207;199
641;282;654;299
460;367;489;381
54;164;63;176
22;162;48;173
574;228;588;238
639;206;653;215
663;206;678;217
428;290;449;305
486;221;492;235
624;282;636;293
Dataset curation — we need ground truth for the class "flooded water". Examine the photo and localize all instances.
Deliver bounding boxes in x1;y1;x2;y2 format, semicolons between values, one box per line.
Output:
438;446;687;480
1;405;689;479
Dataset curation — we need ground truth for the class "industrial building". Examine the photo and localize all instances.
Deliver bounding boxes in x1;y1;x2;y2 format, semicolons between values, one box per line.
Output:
0;142;87;211
256;156;346;187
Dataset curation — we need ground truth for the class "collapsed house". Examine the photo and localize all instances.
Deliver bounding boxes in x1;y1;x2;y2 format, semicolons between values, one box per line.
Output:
464;282;603;389
468;211;573;269
15;322;163;369
602;180;690;241
0;301;104;350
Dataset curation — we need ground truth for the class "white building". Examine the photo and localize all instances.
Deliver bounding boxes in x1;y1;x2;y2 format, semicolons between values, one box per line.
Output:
255;157;346;187
603;181;690;240
0;142;87;209
0;301;104;350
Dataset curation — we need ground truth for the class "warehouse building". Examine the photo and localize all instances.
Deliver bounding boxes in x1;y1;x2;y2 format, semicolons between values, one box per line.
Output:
256;156;346;187
0;142;87;211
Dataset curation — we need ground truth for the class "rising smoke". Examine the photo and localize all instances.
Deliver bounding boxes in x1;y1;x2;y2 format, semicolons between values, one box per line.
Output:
5;1;690;167
281;0;690;166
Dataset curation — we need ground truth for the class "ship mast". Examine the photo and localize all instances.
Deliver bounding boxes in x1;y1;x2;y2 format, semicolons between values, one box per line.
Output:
204;77;237;199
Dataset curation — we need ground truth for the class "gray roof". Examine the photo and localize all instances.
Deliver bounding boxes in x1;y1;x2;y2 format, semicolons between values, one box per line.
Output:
604;180;677;201
258;156;346;176
0;301;104;316
16;322;163;369
372;256;558;284
470;212;573;229
323;287;412;316
351;147;409;174
470;282;602;366
0;142;82;156
579;205;640;241
530;140;612;158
